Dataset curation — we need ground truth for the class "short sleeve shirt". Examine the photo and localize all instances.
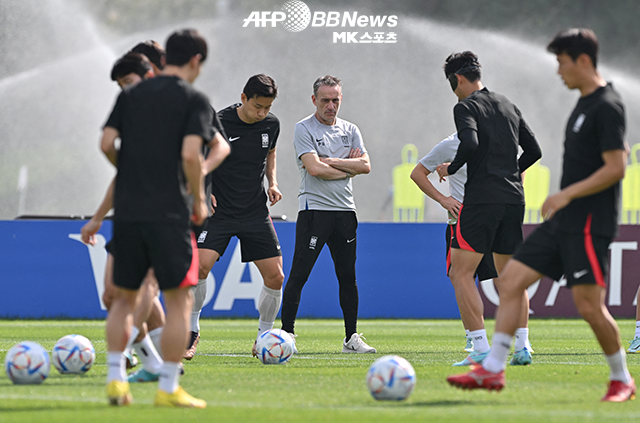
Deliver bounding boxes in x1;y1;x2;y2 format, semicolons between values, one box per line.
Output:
555;83;626;237
419;133;466;203
294;114;366;211
210;103;280;219
104;76;217;224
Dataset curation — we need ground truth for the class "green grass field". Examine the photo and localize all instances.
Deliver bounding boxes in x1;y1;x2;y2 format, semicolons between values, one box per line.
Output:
1;318;639;422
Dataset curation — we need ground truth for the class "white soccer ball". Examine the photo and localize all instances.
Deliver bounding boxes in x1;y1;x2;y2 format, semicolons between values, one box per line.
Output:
52;334;95;374
255;329;295;365
4;341;51;384
366;355;416;401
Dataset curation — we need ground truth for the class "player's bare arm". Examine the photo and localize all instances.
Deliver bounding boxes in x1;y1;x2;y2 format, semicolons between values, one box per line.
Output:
101;127;120;166
542;148;627;220
411;164;461;218
182;134;207;225
319;150;370;176
266;148;282;206
81;178;115;245
203;132;230;175
301;152;349;180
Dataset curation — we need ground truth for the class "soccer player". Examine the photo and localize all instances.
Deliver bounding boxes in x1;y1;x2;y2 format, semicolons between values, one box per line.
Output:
83;51;166;382
447;28;635;402
436;52;541;366
131;40;166;76
100;28;229;408
191;74;284;358
280;75;376;354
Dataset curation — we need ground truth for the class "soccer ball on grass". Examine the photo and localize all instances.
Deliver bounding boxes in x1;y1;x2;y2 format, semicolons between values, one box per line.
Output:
4;341;51;384
52;334;95;374
366;355;416;400
255;329;295;364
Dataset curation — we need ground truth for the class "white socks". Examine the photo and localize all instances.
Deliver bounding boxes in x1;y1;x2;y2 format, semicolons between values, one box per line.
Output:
483;332;513;373
514;327;530;351
190;278;207;333
158;362;181;394
124;325;140;358
106;352;127;383
635;321;640;339
148;327;163;357
133;334;163;374
468;329;490;353
257;285;282;337
605;348;632;384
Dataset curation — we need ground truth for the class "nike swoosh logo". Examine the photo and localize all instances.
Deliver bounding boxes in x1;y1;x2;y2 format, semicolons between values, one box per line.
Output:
347;238;356;243
573;269;589;279
229;136;240;142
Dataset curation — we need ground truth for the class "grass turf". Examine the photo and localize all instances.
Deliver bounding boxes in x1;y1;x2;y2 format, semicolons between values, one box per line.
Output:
1;318;639;422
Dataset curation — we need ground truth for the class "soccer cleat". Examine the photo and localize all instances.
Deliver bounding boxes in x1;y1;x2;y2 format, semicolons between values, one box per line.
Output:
183;331;200;361
510;347;532;366
452;350;490;366
464;336;474;353
628;337;640;353
124;351;138;369
107;380;132;406
601;378;636;402
286;332;299;354
342;333;376;354
154;386;206;408
447;364;505;391
127;368;160;383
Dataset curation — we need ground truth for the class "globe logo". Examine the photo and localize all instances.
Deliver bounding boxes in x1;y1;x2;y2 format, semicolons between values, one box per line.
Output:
281;0;311;32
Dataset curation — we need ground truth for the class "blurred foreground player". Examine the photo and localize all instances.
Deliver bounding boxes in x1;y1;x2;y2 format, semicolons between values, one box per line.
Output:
101;29;228;408
447;28;634;402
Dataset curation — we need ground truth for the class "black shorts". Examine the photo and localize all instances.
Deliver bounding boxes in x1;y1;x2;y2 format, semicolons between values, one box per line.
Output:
453;203;524;255
112;221;198;291
446;224;497;281
195;214;281;262
513;218;610;288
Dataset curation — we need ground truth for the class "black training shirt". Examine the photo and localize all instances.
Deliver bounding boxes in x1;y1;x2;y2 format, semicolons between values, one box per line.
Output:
448;88;541;205
211;103;280;219
105;76;217;224
555;83;626;237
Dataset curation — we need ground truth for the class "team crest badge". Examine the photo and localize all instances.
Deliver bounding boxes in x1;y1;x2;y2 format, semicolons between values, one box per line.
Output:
262;133;269;148
341;135;349;146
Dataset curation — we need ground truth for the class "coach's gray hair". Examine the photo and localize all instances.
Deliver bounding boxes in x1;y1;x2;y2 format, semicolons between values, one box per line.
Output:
313;75;342;97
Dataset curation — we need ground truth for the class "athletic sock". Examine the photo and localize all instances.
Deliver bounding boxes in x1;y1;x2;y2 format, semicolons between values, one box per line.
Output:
133;334;163;374
257;285;282;338
483;332;512;373
468;329;490;353
514;327;529;351
190;278;207;333
465;329;470;337
605;348;632;384
106;351;126;383
158;362;181;394
635;321;640;339
148;327;163;357
124;326;140;356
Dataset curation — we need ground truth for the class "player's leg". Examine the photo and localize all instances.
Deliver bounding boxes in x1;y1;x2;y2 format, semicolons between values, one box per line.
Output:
493;252;533;364
128;271;164;382
102;254;116;310
281;211;327;337
254;256;285;334
629;288;640;353
572;284;635;401
327;211;375;354
447;224;474;352
151;227;205;408
447;258;541;391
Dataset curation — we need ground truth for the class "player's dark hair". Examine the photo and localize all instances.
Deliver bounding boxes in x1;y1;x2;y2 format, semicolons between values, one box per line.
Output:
243;74;278;99
165;29;207;66
110;52;153;81
313;75;342;97
131;40;165;70
547;28;599;68
443;51;481;82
